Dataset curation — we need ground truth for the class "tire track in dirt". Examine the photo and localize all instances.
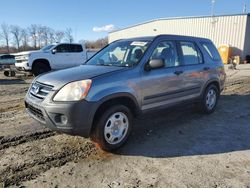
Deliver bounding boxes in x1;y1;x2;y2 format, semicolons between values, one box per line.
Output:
0;103;24;113
0;109;27;123
0;140;97;187
0;87;28;97
224;78;250;94
0;130;56;150
0;98;23;104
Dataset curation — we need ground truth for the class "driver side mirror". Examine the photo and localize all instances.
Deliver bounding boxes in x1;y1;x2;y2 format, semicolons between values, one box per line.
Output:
52;49;57;54
145;59;165;71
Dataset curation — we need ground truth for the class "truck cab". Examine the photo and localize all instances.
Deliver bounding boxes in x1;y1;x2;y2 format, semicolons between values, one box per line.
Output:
15;43;93;76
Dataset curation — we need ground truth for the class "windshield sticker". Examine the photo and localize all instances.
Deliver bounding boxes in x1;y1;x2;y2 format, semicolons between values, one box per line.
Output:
131;41;148;46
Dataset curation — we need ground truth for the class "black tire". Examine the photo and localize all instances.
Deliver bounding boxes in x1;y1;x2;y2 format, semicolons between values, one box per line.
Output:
90;105;133;151
197;84;219;114
32;62;51;76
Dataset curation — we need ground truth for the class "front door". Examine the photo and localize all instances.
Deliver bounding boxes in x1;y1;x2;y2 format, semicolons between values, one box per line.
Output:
52;44;74;69
140;40;185;111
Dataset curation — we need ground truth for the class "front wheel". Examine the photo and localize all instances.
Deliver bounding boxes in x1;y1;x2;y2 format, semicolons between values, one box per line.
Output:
32;63;51;76
90;105;133;151
197;84;219;114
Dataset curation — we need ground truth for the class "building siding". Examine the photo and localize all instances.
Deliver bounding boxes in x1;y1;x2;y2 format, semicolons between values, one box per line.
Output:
109;14;249;59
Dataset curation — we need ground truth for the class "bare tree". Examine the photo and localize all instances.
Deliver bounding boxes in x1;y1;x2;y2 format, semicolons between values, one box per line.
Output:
0;23;11;53
55;30;64;43
40;26;51;46
64;28;73;43
37;25;44;48
48;29;56;44
11;25;22;52
29;24;38;49
20;29;29;50
85;37;108;49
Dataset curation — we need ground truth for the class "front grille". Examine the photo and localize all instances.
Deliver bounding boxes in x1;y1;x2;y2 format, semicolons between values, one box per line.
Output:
29;82;53;100
26;102;45;121
16;60;25;63
15;56;27;63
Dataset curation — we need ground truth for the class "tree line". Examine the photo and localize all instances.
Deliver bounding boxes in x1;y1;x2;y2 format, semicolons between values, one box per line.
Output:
0;23;74;54
84;37;108;49
0;23;109;54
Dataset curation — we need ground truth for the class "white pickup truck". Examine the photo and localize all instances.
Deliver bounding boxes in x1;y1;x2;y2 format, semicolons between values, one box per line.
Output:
15;43;96;76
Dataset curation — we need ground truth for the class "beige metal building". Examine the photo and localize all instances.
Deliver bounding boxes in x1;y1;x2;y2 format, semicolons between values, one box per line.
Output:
109;14;250;60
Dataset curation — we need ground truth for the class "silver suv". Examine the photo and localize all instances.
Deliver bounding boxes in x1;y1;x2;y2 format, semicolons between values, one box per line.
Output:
25;35;226;151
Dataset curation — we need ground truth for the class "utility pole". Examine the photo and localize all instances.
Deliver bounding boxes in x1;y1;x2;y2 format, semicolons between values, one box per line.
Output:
211;0;216;17
243;4;247;13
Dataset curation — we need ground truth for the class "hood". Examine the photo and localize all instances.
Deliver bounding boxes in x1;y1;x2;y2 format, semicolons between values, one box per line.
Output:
36;65;125;89
14;50;37;56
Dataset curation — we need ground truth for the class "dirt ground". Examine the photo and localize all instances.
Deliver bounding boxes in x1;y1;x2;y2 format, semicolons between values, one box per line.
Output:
0;65;250;188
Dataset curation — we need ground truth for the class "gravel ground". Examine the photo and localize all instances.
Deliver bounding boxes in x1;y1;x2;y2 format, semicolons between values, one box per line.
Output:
0;65;250;188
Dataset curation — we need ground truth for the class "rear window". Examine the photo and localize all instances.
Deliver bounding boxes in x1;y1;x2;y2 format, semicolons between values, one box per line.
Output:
201;42;221;61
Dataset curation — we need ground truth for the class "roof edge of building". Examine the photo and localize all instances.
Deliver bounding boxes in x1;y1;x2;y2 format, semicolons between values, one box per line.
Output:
110;13;250;34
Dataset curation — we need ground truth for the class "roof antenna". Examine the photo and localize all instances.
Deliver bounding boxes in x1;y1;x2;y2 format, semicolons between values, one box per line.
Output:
243;4;247;13
211;0;216;17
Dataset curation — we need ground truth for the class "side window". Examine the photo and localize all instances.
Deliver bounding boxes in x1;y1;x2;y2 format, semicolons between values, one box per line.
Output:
180;42;203;65
69;44;83;53
56;44;70;53
201;42;221;61
68;45;75;53
76;45;83;52
150;41;179;67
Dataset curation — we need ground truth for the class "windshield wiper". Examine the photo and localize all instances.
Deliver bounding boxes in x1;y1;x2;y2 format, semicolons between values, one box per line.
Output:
95;63;131;68
96;63;113;66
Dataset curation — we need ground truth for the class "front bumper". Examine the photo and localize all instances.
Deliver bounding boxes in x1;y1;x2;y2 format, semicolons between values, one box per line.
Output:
15;61;31;71
25;93;96;137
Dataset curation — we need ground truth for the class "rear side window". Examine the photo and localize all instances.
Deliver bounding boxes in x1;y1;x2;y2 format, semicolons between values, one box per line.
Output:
180;41;203;65
201;42;221;61
69;44;83;52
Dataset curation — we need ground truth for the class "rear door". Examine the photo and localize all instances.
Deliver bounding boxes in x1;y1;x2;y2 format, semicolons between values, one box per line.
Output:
68;44;86;65
178;41;207;98
140;40;186;111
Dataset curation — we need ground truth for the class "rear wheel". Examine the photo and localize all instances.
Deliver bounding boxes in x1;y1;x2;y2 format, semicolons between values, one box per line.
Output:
197;84;219;114
32;62;51;76
90;105;133;151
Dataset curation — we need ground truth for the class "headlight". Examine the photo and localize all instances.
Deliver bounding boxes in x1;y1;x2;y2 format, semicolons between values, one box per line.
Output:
23;54;30;60
53;80;92;101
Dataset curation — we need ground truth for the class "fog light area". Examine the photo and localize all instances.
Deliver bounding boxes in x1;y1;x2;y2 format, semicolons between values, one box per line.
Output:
54;114;68;125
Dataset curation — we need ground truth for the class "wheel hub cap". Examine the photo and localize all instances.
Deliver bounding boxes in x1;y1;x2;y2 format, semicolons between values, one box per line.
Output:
104;112;129;145
206;89;216;110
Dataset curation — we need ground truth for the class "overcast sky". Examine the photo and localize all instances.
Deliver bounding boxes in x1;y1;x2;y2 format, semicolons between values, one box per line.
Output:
0;0;249;41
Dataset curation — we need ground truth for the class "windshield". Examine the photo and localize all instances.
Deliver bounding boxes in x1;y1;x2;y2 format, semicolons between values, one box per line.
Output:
41;45;55;51
86;40;151;67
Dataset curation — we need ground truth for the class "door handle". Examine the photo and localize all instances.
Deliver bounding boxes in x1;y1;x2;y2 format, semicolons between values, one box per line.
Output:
174;70;183;75
203;67;210;71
